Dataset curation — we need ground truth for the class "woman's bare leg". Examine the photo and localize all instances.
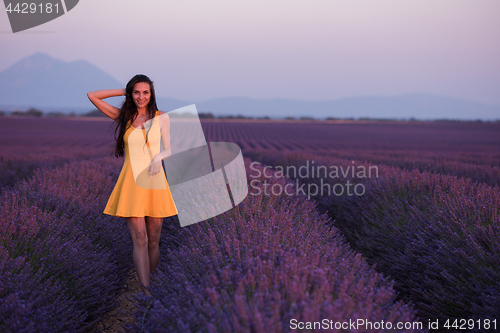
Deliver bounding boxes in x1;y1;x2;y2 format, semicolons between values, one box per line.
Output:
126;217;152;296
145;217;163;274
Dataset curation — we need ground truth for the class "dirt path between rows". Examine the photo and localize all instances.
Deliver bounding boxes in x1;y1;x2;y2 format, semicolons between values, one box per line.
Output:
94;269;142;333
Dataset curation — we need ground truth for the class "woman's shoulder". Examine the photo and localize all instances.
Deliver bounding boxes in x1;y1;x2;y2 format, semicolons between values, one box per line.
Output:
157;111;170;126
157;110;169;119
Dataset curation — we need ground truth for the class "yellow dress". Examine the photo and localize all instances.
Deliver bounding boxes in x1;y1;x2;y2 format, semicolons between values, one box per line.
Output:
103;111;178;218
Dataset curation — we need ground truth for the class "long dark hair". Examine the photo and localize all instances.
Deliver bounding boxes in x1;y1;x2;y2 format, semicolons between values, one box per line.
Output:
112;74;159;158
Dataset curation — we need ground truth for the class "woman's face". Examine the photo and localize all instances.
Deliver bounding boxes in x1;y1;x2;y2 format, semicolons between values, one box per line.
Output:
132;82;151;109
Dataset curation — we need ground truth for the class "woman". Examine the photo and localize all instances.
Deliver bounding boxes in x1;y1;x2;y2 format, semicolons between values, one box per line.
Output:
87;74;177;297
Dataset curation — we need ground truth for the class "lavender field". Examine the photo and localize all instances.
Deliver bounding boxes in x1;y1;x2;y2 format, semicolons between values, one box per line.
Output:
1;116;499;332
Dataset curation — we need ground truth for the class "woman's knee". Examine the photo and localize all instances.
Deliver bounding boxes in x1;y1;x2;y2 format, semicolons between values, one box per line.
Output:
127;217;148;248
145;217;162;249
133;230;148;248
147;236;160;250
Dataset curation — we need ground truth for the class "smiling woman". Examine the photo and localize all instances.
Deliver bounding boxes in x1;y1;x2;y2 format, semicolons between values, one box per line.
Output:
86;74;178;298
133;82;151;109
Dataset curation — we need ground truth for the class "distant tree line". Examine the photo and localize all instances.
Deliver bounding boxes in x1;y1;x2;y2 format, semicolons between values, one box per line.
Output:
10;108;44;117
1;107;72;117
81;109;106;117
198;112;271;120
0;107;497;123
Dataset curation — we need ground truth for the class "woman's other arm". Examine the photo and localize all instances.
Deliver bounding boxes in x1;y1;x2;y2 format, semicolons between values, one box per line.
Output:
148;111;172;177
86;89;125;120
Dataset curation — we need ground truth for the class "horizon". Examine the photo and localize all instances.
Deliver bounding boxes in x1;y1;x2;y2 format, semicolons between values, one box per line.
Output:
1;0;499;108
3;104;499;123
1;56;499;121
3;52;500;107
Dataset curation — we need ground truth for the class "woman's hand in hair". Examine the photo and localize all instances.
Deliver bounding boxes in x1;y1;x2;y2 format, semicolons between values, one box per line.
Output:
86;89;123;120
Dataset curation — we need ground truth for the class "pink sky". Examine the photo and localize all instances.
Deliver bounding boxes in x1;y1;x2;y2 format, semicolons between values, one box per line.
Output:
0;0;499;104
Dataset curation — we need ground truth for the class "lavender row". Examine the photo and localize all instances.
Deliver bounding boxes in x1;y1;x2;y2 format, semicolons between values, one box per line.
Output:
247;150;500;331
308;148;500;188
202;120;500;187
1;157;133;332
126;159;425;333
244;148;500;188
0;146;114;191
0;116;116;191
201;120;500;159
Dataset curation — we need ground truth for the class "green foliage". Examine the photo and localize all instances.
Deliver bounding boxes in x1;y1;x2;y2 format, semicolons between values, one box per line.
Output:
81;109;106;117
12;108;43;117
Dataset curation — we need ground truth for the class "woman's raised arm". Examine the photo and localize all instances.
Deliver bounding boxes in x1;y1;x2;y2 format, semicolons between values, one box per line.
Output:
86;88;125;120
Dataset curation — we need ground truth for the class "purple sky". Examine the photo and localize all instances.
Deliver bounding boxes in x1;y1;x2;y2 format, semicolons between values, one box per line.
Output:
1;0;499;104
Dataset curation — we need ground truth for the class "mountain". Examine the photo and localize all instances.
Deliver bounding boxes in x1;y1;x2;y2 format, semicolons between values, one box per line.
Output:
1;53;499;120
0;53;123;111
0;53;184;113
193;94;500;120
